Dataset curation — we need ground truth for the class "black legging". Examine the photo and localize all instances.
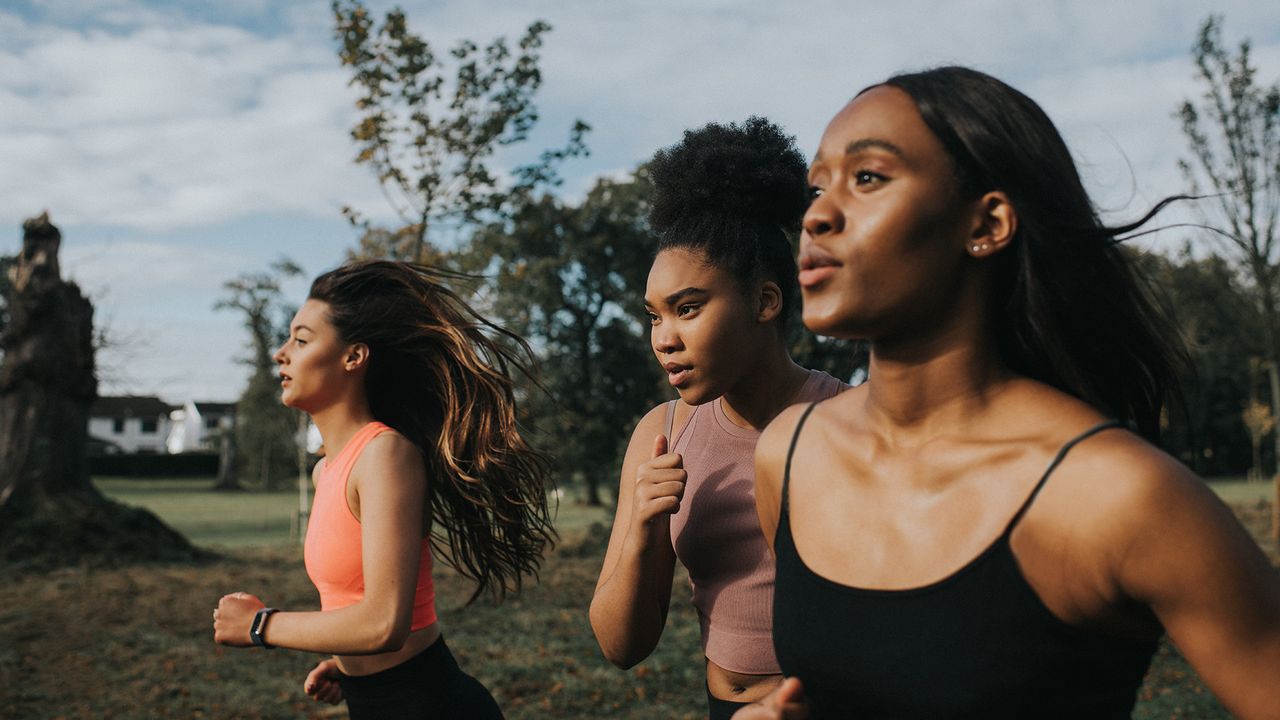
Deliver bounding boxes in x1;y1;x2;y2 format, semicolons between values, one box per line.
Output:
337;636;503;719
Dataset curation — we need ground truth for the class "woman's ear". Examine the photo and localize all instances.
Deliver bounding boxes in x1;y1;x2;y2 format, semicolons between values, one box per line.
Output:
344;343;370;372
757;280;784;323
965;191;1017;258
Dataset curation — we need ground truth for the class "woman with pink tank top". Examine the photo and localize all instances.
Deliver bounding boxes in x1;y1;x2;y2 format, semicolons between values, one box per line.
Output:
212;261;555;719
589;118;846;719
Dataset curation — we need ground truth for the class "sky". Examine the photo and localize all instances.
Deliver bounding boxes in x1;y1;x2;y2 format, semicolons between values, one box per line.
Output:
2;0;1278;404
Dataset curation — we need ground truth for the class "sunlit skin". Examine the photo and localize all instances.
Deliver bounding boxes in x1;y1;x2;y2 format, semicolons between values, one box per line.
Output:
742;86;1280;719
590;247;812;703
212;299;441;707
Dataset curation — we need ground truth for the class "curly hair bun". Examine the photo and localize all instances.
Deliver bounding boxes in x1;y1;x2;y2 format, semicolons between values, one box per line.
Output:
648;116;809;234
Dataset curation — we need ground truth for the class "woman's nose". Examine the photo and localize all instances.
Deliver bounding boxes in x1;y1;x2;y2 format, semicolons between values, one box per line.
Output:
803;190;844;238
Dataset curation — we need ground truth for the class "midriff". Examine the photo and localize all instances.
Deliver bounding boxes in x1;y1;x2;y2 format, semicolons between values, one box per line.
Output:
707;659;782;703
334;622;442;676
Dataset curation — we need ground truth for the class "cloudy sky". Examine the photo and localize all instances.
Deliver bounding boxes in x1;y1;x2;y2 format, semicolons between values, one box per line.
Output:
2;0;1278;403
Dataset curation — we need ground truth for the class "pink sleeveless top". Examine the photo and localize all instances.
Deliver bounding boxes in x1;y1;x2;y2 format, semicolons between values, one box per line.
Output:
668;370;845;674
304;421;437;630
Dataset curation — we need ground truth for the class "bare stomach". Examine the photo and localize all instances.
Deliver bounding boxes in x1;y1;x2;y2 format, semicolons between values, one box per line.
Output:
334;622;442;677
706;658;782;703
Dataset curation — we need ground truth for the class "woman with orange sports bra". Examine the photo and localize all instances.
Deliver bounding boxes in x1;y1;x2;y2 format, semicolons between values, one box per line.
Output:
212;261;555;719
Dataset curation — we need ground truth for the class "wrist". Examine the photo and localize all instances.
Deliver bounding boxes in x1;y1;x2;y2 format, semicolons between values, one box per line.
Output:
250;607;278;649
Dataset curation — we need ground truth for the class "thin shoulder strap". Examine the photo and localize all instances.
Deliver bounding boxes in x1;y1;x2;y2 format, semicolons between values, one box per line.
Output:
1006;420;1123;532
663;399;677;442
781;402;822;516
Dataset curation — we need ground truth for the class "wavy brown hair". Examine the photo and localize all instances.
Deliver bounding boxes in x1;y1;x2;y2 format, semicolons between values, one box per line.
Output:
308;260;555;602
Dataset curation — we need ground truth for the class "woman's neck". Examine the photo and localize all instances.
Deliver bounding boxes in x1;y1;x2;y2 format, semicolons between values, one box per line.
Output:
720;341;813;431
863;321;1010;442
309;395;376;459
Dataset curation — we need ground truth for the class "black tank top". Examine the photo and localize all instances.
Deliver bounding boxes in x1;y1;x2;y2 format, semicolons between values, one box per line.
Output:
772;404;1158;719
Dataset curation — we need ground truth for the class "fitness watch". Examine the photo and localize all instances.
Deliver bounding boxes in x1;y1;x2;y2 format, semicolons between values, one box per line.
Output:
250;607;278;649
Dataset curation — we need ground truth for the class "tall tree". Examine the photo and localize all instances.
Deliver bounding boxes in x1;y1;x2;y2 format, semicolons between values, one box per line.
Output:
215;259;303;491
1139;246;1262;476
0;213;204;567
1177;14;1280;536
464;171;664;505
333;0;588;262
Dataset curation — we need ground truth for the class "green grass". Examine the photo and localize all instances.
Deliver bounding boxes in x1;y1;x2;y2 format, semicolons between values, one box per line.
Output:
1204;476;1277;505
94;477;612;549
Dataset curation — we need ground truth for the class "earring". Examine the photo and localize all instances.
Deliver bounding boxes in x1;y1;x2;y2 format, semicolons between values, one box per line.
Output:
971;243;982;253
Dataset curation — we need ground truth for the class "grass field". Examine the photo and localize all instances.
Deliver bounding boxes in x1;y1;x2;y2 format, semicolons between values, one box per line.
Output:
0;476;1273;718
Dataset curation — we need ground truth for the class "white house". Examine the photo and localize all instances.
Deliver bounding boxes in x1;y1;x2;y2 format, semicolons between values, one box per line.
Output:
166;400;236;454
88;395;174;454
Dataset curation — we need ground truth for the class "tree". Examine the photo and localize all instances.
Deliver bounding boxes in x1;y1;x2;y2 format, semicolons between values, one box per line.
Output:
332;0;589;262
1140;246;1263;475
0;213;205;567
1177;14;1280;537
215;259;303;491
1242;397;1274;482
464;171;664;505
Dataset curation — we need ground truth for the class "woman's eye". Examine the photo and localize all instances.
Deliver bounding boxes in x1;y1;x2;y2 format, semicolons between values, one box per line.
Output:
645;312;659;325
677;304;698;316
808;186;825;201
854;170;886;186
295;337;306;346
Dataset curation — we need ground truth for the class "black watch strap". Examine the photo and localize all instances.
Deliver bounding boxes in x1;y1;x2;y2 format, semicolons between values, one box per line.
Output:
250;607;278;649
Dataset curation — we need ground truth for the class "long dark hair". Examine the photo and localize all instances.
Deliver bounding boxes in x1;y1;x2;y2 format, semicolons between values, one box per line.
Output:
648;116;809;327
308;260;555;601
872;66;1188;441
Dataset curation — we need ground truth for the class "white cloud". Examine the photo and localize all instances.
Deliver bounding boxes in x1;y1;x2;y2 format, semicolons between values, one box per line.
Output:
2;0;1278;400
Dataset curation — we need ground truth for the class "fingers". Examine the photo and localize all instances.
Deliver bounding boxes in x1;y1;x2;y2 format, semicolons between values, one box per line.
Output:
652;433;667;459
304;661;343;705
773;677;805;705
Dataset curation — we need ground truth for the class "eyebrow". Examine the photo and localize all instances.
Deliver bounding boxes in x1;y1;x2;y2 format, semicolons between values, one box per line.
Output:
291;324;313;334
643;287;709;308
814;137;906;165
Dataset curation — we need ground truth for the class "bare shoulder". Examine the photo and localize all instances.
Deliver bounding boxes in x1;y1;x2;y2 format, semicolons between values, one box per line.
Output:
352;428;426;480
1044;426;1228;556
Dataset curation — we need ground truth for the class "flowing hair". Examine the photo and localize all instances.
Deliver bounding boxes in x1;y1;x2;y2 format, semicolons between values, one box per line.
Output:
870;66;1190;441
308;260;555;602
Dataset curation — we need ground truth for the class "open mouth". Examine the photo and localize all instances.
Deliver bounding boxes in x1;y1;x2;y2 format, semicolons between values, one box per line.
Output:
663;362;692;387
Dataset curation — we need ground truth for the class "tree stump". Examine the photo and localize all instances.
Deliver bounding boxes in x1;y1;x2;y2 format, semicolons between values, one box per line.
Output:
0;213;211;568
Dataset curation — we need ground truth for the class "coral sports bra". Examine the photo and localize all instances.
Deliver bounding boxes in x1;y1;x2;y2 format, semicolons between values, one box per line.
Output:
304;421;437;630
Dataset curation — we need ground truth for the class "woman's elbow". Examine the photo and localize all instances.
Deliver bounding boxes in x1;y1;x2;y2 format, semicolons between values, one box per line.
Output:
368;614;412;654
588;603;647;669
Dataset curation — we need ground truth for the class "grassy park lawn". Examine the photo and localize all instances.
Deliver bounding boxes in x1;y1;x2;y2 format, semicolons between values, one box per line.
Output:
0;475;1273;718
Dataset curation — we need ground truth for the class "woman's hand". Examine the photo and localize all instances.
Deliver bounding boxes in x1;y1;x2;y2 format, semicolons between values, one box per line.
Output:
304;658;344;705
212;592;265;647
731;677;810;720
627;434;687;550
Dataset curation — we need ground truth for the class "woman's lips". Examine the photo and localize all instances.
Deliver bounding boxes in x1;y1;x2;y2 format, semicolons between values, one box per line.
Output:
798;245;842;288
664;363;692;387
799;266;839;287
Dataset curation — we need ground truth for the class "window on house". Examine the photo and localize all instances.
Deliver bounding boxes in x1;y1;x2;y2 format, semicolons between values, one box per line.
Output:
140;417;158;434
205;417;220;430
112;418;125;434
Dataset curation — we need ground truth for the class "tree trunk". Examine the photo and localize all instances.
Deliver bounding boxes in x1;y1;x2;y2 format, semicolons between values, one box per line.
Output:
0;213;209;567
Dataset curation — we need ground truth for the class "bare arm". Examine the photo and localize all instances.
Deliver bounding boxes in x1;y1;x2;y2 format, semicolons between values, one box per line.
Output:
216;433;425;655
1111;453;1280;719
588;403;683;668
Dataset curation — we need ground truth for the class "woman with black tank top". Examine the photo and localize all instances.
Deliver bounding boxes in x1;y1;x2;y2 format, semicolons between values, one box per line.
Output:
589;118;845;719
739;67;1280;719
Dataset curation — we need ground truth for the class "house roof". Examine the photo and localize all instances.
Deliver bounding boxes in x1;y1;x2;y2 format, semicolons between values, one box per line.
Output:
194;401;236;415
90;395;174;417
